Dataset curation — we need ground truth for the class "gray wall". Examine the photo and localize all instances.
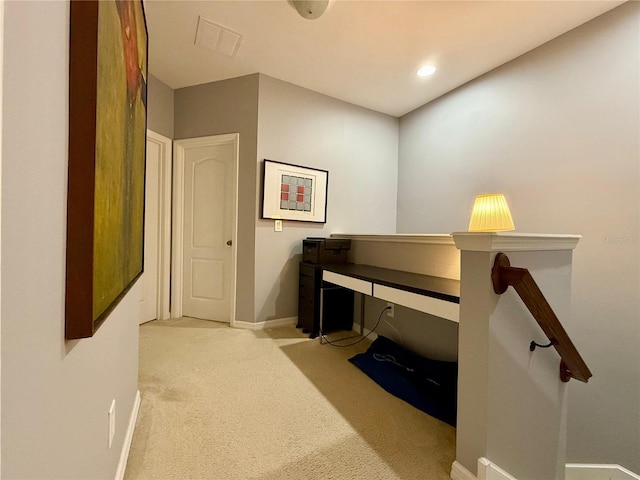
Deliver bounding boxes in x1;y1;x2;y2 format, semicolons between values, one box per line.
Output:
255;75;399;323
148;73;174;139
397;2;639;472
2;2;139;478
174;74;259;323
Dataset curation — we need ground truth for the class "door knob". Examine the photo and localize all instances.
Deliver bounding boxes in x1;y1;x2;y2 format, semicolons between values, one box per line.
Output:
226;240;232;246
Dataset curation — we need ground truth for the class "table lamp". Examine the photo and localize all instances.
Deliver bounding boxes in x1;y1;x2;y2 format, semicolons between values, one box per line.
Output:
468;193;515;232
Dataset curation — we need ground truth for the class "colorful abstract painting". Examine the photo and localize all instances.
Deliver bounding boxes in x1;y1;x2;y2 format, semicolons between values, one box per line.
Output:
66;0;148;339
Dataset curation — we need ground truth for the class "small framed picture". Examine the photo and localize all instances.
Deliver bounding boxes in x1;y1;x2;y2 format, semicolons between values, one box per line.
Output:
261;159;328;223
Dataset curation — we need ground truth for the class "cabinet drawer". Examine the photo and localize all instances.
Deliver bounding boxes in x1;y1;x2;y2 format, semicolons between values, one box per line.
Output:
299;285;314;303
299;274;316;289
297;299;314;333
299;262;317;278
298;299;314;317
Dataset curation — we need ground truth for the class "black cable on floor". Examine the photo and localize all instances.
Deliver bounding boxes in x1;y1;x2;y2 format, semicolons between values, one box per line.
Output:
320;305;390;348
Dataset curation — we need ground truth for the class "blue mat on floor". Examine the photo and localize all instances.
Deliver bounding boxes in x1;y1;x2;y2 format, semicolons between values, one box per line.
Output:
349;336;457;426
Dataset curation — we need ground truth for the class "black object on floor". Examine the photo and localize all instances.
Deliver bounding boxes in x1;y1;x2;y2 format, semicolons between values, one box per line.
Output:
349;336;458;427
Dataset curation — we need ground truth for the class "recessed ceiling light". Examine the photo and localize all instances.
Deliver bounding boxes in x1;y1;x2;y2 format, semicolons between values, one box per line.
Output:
417;65;437;77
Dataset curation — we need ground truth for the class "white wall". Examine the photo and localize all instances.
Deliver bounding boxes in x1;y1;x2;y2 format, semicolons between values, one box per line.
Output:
1;2;139;478
255;75;399;323
398;2;639;472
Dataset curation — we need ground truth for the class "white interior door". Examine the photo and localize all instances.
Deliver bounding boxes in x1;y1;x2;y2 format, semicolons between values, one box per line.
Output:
139;130;172;324
173;134;238;323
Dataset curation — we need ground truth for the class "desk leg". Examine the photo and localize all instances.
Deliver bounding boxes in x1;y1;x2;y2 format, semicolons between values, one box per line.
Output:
360;293;365;336
319;285;324;344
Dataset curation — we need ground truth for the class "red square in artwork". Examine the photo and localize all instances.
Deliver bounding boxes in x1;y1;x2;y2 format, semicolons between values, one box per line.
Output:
281;193;289;201
297;194;304;202
281;184;289;192
297;185;305;194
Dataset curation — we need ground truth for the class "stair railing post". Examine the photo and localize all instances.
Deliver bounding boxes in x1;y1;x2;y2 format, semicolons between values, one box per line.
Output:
452;232;581;480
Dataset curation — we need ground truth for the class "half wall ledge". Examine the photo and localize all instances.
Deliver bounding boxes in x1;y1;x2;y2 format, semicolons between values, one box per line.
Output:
452;231;581;252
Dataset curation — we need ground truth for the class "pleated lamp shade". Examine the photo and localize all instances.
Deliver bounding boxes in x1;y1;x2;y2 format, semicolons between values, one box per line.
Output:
468;194;515;232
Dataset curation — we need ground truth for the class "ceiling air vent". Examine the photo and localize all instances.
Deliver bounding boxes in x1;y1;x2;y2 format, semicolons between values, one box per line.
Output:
194;16;243;58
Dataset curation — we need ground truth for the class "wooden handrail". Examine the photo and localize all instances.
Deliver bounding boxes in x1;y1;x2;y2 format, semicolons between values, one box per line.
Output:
491;253;592;383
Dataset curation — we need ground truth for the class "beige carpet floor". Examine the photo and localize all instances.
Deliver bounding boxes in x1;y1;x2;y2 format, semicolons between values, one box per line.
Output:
124;318;456;480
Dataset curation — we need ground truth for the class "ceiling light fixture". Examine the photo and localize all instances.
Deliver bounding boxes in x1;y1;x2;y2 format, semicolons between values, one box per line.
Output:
417;65;437;77
292;0;329;20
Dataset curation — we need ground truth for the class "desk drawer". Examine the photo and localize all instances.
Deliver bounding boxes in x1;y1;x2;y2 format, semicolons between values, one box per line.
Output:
373;284;459;323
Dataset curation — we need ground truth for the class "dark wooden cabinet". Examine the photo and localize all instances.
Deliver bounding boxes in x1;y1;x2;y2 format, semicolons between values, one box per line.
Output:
298;262;353;338
297;263;320;336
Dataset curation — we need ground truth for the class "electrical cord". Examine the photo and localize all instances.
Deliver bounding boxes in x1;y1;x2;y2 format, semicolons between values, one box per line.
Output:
383;316;403;347
372;353;414;372
320;305;390;348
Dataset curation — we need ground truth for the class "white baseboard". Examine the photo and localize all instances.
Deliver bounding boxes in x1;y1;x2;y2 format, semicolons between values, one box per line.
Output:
352;322;378;341
478;458;518;480
566;464;640;480
451;461;476;480
114;390;141;480
234;316;297;330
451;460;640;480
451;458;518;480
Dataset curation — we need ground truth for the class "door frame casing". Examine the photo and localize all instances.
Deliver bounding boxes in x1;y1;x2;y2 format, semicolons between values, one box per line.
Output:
144;130;172;321
171;134;239;326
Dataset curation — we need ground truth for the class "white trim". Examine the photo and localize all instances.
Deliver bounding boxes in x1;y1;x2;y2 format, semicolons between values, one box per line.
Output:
566;464;640;480
330;233;455;246
114;390;141;480
230;135;239;327
171;134;239;325
449;459;640;480
171;138;184;318
146;130;172;321
452;232;581;252
0;0;4;469
234;317;297;330
451;461;477;480
477;458;518;480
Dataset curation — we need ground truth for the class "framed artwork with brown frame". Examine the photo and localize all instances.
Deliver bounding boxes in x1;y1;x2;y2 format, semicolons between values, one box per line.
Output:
66;0;148;339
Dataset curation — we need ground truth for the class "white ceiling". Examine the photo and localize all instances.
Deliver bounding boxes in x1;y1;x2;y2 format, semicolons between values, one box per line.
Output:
145;0;625;117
